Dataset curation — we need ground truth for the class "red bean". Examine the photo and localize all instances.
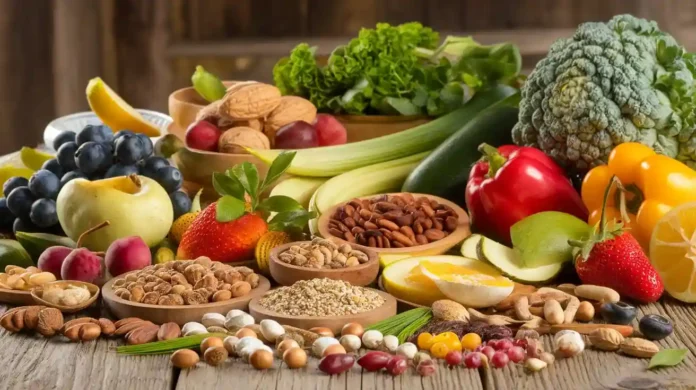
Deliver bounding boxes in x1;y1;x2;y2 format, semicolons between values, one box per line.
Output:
386;355;408;376
319;353;355;375
357;351;392;372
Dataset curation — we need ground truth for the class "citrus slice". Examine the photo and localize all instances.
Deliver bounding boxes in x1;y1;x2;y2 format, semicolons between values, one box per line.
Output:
86;77;161;137
649;201;696;302
20;147;54;171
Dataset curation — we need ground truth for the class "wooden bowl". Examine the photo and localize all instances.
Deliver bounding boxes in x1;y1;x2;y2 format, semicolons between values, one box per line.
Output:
31;281;100;313
101;273;271;326
0;288;35;305
248;288;396;335
269;241;379;286
168;81;237;138
317;193;472;268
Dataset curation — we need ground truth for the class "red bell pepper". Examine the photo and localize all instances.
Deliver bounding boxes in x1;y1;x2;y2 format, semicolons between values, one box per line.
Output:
465;144;588;245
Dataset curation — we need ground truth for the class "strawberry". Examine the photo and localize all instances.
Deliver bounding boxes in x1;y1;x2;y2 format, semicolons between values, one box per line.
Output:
176;151;314;263
572;175;664;303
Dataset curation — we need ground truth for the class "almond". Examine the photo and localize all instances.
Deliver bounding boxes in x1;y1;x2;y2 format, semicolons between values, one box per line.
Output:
23;305;46;330
61;317;99;333
114;317;143;329
98;318;116;336
11;308;26;330
127;323;160;345
0;308;20;332
588;328;624;351
264;96;317;142
219;83;281;120
79;323;102;341
157;322;181;341
63;324;83;342
619;337;659;358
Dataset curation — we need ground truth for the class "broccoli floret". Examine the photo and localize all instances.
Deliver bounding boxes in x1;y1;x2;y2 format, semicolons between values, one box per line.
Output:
512;14;696;170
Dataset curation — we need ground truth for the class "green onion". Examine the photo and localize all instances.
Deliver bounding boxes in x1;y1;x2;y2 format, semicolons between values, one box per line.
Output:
116;333;229;355
397;311;432;344
367;308;432;337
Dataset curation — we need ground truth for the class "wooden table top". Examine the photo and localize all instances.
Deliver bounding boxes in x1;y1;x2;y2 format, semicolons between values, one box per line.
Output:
2;151;696;390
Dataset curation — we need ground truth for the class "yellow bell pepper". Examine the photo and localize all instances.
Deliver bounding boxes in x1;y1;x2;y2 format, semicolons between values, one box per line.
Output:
581;142;696;250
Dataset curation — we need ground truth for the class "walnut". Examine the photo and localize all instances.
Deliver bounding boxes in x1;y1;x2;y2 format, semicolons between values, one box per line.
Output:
129;286;145;302
184;264;206;284
170;273;187;285
169;294;184;305
194;288;212;301
230;281;251;298
170;284;187;295
194;274;217;291
112;279;127;288
182;290;207;305
222;270;242;285
153;282;172;295
218;127;270;154
245;273;260;289
158;294;184;306
213;290;232;302
114;288;131;300
142;291;160;305
234;266;254;277
145;275;160;283
194;256;213;268
143;282;158;292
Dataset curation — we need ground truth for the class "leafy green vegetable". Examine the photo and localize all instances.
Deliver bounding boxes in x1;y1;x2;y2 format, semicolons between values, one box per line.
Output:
648;349;688;369
273;22;521;116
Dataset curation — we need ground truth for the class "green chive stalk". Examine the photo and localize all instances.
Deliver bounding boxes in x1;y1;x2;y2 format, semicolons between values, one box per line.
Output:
116;333;229;355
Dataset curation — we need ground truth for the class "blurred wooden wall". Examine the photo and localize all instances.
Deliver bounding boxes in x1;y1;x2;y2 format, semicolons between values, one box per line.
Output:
2;0;696;154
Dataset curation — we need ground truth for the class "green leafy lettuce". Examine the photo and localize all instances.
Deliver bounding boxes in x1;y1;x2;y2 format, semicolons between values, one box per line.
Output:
273;22;521;116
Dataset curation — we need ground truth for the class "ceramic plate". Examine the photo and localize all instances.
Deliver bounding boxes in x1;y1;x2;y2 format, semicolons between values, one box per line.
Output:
43;110;173;152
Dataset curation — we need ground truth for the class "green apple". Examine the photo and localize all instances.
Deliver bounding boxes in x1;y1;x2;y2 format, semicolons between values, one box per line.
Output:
57;175;173;251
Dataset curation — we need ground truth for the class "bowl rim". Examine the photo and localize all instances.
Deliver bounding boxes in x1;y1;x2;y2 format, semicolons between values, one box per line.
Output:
269;240;379;273
101;271;271;310
317;192;471;254
168;81;238;108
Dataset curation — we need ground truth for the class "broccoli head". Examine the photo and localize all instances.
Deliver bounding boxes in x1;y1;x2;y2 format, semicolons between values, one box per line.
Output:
512;14;696;170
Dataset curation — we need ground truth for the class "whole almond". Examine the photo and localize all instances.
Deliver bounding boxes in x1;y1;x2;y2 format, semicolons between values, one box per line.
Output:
619;338;659;358
157;322;182;341
220;83;281;120
0;309;20;332
127;324;160;345
115;319;150;336
588;328;624;351
63;324;84;342
98;318;116;336
79;323;102;341
114;317;144;329
11;309;26;330
61;317;99;333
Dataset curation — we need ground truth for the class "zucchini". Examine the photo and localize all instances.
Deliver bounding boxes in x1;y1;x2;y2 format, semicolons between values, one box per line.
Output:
308;152;429;235
401;93;520;199
247;85;517;177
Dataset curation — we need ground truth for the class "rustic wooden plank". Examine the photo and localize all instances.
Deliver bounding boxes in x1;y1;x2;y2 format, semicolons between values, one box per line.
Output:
0;0;55;155
480;301;696;390
308;0;378;35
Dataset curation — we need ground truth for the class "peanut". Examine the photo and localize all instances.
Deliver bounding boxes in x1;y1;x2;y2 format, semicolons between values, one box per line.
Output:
574;285;620;303
543;299;564;325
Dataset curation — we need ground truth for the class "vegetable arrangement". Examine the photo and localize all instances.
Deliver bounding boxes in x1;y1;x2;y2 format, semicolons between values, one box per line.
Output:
273;22;522;116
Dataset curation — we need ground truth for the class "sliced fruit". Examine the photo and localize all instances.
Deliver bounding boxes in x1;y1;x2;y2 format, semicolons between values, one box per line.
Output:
0;239;34;270
383;255;483;306
20;147;54;171
510;211;591;268
473;236;562;284
461;234;482;259
418;259;514;308
86;77;161;137
14;232;76;261
0;165;34;190
649;201;696;302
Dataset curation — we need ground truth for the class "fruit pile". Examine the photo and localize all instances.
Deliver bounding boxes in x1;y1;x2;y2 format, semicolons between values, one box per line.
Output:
0;125;192;236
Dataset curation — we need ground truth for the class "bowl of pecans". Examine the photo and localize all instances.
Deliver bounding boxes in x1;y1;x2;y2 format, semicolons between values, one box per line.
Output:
317;193;472;268
269;238;379;286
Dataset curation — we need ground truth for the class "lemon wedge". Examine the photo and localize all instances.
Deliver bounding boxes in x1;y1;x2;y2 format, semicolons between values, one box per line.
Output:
86;77;161;137
20;147;54;171
650;201;696;302
419;259;514;308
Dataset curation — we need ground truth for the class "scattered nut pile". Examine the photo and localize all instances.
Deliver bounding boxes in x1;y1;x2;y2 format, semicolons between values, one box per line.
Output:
41;284;92;306
111;257;260;306
328;194;458;248
196;81;317;152
278;238;369;269
0;265;56;290
258;278;385;316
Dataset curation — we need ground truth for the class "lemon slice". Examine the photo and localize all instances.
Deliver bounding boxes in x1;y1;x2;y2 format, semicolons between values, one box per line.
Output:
86;77;161;137
650;201;696;302
20;147;54;171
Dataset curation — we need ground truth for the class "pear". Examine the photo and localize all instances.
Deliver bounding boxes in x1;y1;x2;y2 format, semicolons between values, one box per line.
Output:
56;174;173;251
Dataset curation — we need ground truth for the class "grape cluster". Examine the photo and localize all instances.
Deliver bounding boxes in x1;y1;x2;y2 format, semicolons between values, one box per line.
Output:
0;125;192;235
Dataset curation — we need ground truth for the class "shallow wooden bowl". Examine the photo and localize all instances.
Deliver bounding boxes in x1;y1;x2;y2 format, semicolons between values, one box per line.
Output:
269;241;379;287
317;193;472;268
31;281;100;313
168;81;237;137
248;288;396;334
102;273;271;326
0;289;35;305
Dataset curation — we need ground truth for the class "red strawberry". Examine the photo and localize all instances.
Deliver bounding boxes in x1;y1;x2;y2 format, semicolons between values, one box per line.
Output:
573;175;664;303
177;203;268;262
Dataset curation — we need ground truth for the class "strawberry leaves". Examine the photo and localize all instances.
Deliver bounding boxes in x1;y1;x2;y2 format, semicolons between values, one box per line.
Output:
212;151;315;229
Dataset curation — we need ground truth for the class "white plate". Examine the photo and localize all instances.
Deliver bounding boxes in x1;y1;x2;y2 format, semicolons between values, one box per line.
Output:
43;110;173;151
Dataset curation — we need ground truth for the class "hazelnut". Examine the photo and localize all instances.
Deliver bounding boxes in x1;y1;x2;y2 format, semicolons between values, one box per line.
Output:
230;281;251;298
204;346;229;366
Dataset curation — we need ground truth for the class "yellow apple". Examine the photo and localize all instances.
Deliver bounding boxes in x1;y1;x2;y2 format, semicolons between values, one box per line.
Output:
57;175;173;251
